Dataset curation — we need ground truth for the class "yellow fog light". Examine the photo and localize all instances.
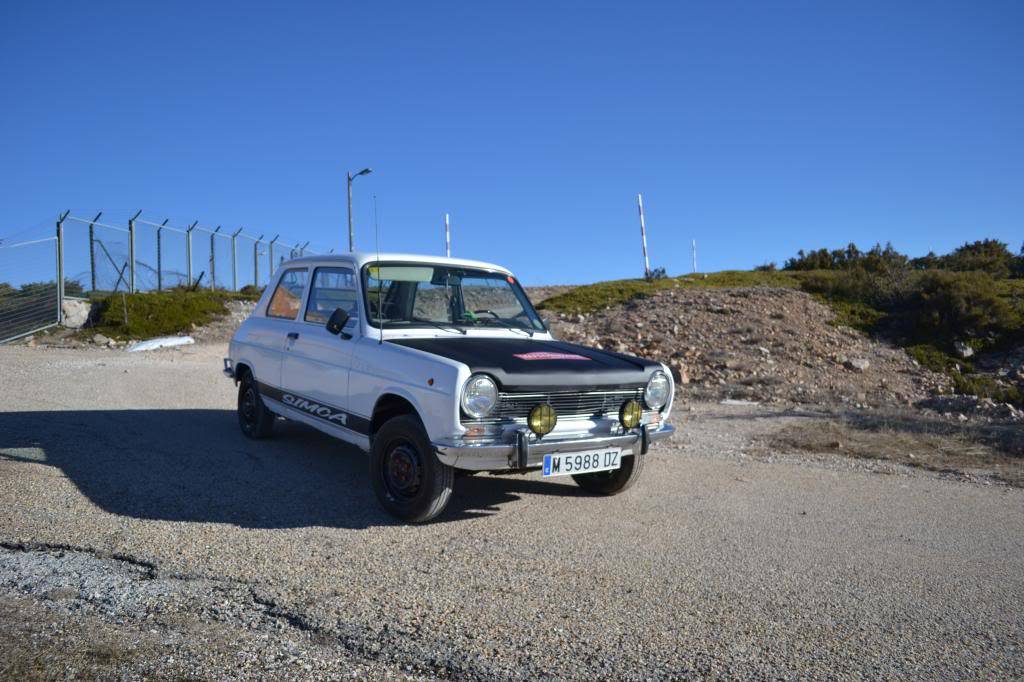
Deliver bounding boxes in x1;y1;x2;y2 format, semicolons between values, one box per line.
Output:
528;403;557;436
620;399;642;429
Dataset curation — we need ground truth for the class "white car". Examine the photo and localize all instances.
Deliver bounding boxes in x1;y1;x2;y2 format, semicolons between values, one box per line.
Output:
225;253;675;522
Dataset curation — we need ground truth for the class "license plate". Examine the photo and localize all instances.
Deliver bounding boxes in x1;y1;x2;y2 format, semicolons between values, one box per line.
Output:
542;448;621;477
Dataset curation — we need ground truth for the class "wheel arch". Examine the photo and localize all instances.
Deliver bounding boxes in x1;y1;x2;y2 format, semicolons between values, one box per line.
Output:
370;392;424;440
233;361;254;384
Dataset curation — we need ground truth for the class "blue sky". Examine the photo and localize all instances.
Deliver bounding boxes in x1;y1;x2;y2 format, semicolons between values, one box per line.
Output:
1;1;1021;285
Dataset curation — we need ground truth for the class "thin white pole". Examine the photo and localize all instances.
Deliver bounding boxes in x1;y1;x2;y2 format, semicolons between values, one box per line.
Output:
444;213;451;257
692;239;697;273
637;193;650;278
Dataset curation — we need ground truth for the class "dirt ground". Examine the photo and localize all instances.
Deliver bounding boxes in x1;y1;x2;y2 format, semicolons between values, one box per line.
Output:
1;343;1022;679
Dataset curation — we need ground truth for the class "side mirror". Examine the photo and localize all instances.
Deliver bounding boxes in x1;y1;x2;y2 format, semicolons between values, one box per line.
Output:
325;307;351;338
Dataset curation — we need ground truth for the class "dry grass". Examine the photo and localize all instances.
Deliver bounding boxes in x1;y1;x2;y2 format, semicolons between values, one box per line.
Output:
0;597;155;680
760;410;1024;487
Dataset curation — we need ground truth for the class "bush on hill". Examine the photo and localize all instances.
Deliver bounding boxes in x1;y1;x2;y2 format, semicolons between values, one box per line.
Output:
539;238;1023;405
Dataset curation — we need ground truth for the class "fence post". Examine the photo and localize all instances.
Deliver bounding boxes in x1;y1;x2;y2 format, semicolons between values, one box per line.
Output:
87;211;102;293
156;219;168;291
254;235;263;287
231;228;242;291
56;211;69;325
269;235;279;279
185;221;198;287
210;226;221;290
128;210;141;293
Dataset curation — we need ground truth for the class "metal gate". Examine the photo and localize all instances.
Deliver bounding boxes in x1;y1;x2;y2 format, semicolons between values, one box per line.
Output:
0;236;60;344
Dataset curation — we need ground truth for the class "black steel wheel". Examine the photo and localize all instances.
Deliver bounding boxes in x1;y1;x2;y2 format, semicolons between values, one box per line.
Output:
371;414;454;522
572;453;645;495
237;372;275;439
383;439;423;501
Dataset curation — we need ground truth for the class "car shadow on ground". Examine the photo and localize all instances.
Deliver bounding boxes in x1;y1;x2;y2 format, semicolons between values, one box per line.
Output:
0;409;583;529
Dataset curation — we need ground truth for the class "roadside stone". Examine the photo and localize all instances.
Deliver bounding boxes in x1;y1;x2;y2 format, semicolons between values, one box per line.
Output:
91;333;110;346
61;299;92;329
954;341;975;359
844;358;870;373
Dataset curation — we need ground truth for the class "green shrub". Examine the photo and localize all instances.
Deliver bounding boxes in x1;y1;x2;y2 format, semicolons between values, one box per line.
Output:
784;242;908;273
896;270;1019;347
538;277;680;315
951;373;1022;406
238;284;265;300
821;299;886;333
905;345;971;373
537;270;800;316
679;270;800;288
91;289;233;339
935;239;1017;278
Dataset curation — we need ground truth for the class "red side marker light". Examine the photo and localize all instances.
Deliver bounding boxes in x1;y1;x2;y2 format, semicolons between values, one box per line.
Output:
427;378;434;386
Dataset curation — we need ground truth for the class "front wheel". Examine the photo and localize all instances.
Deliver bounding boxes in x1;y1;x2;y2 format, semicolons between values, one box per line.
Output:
572;453;645;495
370;415;454;523
237;372;275;439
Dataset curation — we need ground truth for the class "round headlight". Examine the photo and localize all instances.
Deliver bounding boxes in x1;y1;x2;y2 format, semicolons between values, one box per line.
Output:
528;403;557;436
620;399;642;429
461;374;498;419
644;371;670;410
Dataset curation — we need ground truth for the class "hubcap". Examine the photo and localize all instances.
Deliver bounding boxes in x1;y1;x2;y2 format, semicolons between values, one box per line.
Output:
383;441;422;500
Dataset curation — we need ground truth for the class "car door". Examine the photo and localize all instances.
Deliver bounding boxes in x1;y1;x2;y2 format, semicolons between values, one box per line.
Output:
245;266;309;393
281;264;361;436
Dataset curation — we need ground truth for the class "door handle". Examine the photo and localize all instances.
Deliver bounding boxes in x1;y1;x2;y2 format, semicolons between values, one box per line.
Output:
287;332;299;340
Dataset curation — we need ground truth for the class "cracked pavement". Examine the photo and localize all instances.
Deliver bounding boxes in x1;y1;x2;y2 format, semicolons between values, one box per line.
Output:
1;343;1022;679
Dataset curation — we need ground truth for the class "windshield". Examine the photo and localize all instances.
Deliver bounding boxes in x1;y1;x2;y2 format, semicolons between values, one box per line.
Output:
362;263;546;332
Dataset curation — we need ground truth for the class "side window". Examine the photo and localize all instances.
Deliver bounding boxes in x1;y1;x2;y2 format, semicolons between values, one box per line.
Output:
266;269;308;320
305;267;359;324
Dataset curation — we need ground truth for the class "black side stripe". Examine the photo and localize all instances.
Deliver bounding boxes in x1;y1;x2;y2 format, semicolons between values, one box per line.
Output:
257;382;371;435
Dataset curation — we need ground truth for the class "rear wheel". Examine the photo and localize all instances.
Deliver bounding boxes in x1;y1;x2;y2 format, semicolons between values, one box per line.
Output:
237;372;275;439
370;415;454;523
572;453;645;495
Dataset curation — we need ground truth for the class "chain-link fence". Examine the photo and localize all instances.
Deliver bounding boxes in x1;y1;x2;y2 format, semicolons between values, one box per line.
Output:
60;215;317;295
0;236;60;343
1;210;329;343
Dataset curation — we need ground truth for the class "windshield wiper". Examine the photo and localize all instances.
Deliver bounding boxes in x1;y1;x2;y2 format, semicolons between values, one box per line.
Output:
501;324;535;338
410;317;467;335
476;318;535;337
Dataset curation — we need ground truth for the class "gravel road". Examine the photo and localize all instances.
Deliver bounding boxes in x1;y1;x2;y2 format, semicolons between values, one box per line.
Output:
1;344;1022;679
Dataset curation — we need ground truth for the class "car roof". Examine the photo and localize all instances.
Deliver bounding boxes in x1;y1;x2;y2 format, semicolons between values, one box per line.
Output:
277;252;514;275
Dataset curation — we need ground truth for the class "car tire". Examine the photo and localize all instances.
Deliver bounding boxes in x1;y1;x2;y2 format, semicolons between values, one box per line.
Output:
371;414;454;523
572;452;645;495
237;372;275;439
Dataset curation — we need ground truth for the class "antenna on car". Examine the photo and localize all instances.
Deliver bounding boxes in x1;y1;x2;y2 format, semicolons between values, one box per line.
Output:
374;194;383;345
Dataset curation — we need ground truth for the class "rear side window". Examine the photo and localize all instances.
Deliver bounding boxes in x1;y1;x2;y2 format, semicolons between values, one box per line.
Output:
305;267;359;324
266;268;308;319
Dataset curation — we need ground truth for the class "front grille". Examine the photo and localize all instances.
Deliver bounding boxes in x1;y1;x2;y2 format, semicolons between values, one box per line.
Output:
473;388;644;422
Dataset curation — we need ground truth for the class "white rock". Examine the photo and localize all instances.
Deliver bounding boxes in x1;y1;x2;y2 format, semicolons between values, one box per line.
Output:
953;341;975;359
844;358;870;372
61;299;91;329
125;336;195;352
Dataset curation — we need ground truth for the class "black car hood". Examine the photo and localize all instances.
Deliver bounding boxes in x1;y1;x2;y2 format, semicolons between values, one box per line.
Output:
389;337;662;392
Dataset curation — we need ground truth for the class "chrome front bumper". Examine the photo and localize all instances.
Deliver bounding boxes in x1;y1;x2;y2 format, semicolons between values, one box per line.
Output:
433;423;675;471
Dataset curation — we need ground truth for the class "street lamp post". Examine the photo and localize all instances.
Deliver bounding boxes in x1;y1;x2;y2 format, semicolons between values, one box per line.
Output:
347;167;373;252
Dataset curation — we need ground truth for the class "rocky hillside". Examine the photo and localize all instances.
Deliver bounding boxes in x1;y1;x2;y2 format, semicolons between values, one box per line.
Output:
547;286;953;409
